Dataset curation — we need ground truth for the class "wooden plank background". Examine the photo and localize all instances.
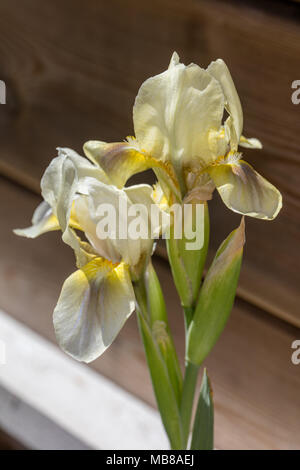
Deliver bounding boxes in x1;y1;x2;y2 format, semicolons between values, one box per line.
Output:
0;0;300;449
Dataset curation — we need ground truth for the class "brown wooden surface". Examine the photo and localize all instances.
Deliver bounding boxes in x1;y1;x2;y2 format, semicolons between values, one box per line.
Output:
1;177;300;450
0;0;299;326
0;429;25;450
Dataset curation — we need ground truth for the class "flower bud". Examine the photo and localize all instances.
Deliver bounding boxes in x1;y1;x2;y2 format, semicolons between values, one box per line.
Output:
187;218;245;365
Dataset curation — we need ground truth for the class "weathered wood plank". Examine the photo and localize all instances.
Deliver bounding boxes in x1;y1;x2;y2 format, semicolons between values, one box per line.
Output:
0;0;299;325
1;177;300;449
0;429;25;450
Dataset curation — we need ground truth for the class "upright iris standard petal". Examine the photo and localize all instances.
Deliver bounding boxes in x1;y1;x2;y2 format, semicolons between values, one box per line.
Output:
124;183;169;251
133;53;225;171
74;177;168;281
208;159;282;220
74;195;121;264
207;59;243;150
41;147;108;218
76;178;146;267
40;147;110;267
53;258;135;363
207;60;264;153
239;136;263;149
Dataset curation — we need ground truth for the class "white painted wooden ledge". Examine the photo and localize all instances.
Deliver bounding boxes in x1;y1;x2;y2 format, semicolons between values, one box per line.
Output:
0;310;169;450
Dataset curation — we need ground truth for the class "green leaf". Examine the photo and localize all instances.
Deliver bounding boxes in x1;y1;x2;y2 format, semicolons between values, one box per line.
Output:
190;369;214;450
166;202;209;309
187;218;245;366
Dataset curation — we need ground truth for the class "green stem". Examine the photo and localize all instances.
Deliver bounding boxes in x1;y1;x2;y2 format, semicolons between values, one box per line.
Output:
133;277;148;320
183;306;194;333
180;361;199;448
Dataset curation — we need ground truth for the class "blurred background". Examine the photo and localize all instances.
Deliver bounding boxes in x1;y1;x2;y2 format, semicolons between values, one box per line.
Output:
0;0;299;449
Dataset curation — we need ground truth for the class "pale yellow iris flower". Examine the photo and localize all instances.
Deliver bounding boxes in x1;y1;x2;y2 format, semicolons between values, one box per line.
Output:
84;52;281;220
15;148;163;362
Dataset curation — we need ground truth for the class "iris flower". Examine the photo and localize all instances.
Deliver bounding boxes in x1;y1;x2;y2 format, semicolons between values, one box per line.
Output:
15;148;163;362
84;52;281;220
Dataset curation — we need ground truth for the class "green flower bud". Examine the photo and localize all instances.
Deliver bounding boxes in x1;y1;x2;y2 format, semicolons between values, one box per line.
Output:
187;218;245;365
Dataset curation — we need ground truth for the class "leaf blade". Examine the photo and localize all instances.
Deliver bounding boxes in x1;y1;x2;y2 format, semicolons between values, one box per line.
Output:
190;369;214;450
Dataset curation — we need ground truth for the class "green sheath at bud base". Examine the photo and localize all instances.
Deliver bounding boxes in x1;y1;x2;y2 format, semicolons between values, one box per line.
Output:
187;218;245;366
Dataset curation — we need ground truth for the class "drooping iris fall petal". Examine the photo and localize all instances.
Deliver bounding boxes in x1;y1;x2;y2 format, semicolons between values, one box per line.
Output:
208;159;282;220
53;258;135;363
14;201;60;238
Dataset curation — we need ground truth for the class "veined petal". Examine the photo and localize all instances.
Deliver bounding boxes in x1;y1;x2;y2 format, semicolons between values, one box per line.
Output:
41;147;108;220
133;53;225;170
83;140;152;188
207;59;243;151
75;178;157;268
14;201;60;238
74;195;121;264
100;262;135;346
14;197;83;251
78;179;140;266
208;159;282;220
83;139;181;201
53;258;135;363
57;147;110;183
62;227;98;268
49;155;87;266
125;183;169;252
41;148;108;267
56;157;78;233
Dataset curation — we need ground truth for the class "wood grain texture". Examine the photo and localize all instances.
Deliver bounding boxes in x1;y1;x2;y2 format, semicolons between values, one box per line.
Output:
0;429;25;450
1;178;300;450
0;1;299;321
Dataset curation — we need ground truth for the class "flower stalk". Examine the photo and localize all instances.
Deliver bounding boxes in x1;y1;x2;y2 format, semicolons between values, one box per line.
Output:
133;265;184;449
